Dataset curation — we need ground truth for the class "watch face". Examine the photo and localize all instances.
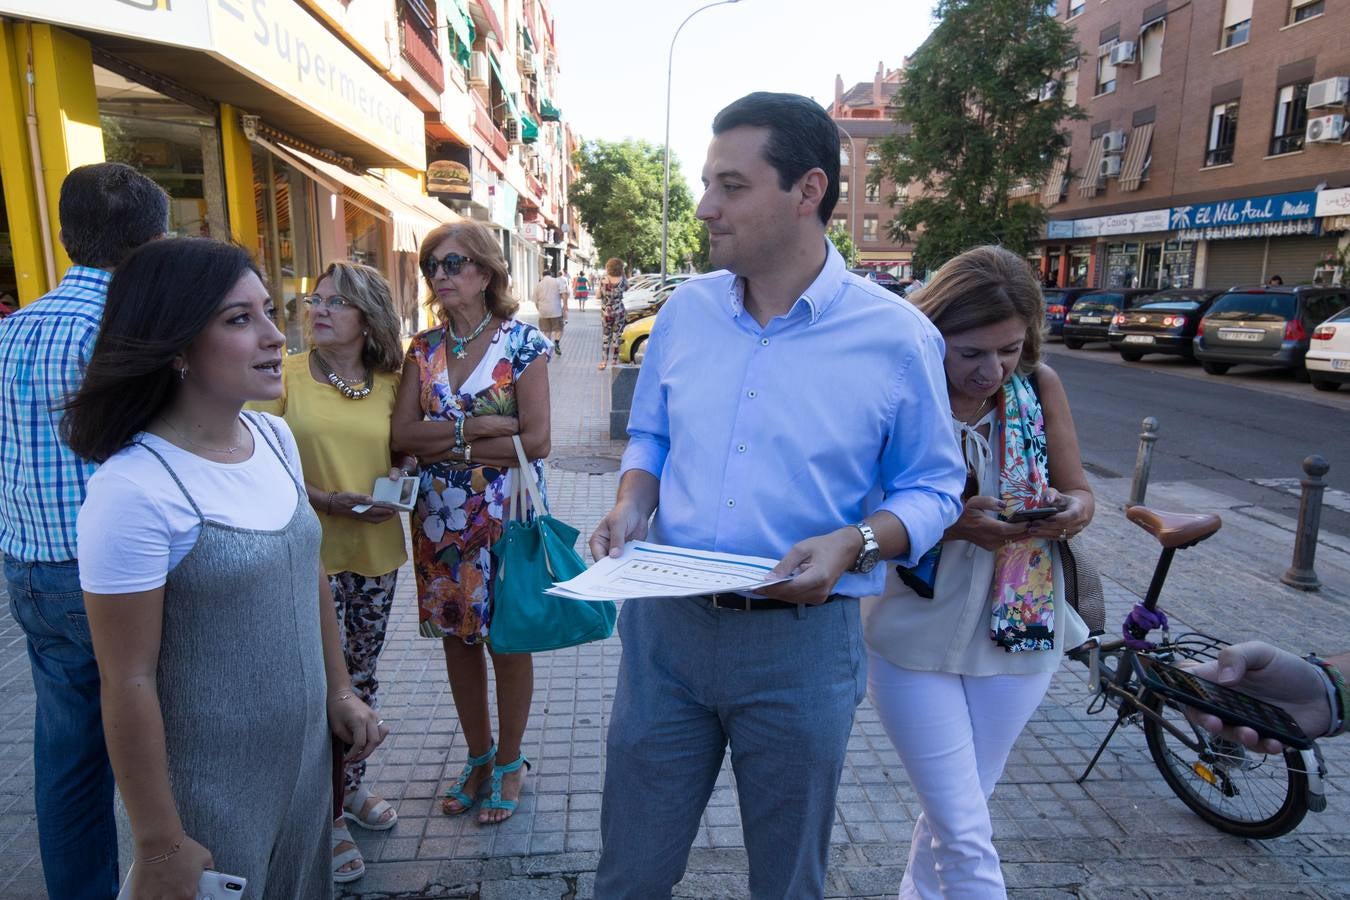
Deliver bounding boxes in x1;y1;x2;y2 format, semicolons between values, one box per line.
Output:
855;549;880;574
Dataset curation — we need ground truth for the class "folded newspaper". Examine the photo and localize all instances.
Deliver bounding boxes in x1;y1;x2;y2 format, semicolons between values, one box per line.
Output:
545;541;788;602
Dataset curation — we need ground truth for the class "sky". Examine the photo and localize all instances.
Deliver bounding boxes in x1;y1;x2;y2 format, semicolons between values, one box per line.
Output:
551;0;937;198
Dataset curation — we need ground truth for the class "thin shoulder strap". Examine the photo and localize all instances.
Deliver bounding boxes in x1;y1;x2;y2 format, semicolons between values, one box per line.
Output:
244;411;303;494
134;440;206;523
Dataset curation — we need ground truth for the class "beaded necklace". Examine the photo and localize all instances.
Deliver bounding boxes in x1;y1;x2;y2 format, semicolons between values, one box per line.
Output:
446;310;494;359
313;350;372;400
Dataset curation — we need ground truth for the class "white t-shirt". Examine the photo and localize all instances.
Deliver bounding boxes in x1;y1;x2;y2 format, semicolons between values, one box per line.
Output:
77;413;304;595
532;276;567;318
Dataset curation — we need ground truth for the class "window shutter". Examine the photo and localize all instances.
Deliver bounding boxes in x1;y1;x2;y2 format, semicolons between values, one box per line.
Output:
1222;0;1253;29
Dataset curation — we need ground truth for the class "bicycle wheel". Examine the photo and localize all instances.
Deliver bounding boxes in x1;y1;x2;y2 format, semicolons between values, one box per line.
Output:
1144;695;1309;838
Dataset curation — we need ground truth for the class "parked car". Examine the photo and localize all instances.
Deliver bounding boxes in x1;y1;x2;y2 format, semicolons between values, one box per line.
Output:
1304;307;1350;392
1106;289;1226;361
620;312;657;364
1042;287;1095;337
1193;285;1350;379
622;278;684;321
848;268;906;295
1061;289;1159;349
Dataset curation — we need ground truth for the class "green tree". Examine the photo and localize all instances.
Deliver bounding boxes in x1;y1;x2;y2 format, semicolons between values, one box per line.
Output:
871;0;1083;274
827;224;858;267
570;139;700;273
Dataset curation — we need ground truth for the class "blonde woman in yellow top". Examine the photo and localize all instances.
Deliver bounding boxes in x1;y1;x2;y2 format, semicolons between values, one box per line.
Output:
253;261;411;884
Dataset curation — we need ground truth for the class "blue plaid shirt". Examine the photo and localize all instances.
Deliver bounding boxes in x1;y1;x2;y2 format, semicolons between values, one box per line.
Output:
0;267;109;562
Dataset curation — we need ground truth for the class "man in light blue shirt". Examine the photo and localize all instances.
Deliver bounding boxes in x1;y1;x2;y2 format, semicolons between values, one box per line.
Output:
590;93;965;898
1;163;167;900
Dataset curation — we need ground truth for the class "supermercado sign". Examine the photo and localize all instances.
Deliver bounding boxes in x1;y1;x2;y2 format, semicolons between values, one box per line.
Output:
0;0;425;169
1169;190;1316;230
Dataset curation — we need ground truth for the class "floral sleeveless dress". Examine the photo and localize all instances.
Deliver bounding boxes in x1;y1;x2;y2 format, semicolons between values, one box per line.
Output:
406;320;551;643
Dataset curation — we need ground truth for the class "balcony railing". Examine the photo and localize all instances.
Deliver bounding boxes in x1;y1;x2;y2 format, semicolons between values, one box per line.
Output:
400;13;445;93
474;93;508;159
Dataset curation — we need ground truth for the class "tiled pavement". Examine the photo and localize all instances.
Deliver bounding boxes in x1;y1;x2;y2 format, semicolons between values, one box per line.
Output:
2;306;1349;897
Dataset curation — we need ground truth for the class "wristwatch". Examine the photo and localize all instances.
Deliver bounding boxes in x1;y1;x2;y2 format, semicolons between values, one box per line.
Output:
848;522;881;574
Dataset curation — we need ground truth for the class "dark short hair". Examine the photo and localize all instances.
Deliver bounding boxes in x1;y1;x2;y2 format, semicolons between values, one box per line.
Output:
712;92;840;226
63;238;261;462
58;163;169;268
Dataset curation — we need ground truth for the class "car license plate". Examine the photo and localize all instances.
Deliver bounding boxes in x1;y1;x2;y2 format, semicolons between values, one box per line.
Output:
1218;328;1263;342
1124;335;1154;344
1334;359;1350;371
1078;315;1102;324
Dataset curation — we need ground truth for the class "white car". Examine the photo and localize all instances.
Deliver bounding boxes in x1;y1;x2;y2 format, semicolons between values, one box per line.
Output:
621;275;690;316
1306;306;1350;392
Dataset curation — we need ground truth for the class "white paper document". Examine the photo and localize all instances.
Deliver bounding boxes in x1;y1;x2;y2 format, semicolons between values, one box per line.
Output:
545;541;788;602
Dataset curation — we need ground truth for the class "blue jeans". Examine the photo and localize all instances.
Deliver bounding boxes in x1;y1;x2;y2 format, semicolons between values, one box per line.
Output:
595;596;867;899
4;556;118;900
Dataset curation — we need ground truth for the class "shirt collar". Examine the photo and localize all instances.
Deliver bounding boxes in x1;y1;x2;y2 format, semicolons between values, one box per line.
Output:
726;238;846;325
60;266;113;291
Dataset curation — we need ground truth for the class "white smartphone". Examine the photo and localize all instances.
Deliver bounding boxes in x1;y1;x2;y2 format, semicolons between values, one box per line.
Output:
117;865;247;899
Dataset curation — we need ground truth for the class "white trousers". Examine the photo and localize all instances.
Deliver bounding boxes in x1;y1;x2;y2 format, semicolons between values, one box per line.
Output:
867;650;1055;900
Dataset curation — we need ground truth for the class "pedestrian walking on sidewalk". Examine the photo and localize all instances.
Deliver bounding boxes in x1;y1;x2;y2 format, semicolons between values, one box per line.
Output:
862;245;1096;899
250;260;409;883
64;238;386;899
392;220;552;826
533;263;569;356
597;258;626;370
588;92;966;899
0;162;168;900
573;271;590;310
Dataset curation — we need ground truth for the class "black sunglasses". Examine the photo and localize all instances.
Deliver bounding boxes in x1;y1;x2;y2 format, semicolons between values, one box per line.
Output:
422;253;475;279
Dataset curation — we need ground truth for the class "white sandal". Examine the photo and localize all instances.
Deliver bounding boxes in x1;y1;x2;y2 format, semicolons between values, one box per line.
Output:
343;784;398;831
332;819;365;883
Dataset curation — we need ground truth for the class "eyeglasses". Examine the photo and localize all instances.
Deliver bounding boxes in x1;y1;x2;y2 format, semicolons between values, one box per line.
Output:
302;294;354;311
421;253;475;279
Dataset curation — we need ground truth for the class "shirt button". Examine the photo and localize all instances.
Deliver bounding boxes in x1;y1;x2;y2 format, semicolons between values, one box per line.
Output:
737;444;746;453
727;499;736;508
760;338;769;346
747;390;757;398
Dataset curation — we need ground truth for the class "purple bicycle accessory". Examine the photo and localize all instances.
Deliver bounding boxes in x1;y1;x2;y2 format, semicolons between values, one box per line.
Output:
1123;603;1168;650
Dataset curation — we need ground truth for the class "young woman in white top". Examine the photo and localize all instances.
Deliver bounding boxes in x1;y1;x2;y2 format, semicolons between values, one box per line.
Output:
861;245;1095;899
64;238;386;898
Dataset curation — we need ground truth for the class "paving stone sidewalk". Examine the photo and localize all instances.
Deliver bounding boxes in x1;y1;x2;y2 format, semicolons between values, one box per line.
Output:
1;306;1348;898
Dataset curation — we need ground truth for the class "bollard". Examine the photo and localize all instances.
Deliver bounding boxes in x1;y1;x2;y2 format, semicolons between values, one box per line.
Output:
1281;455;1330;591
1127;417;1160;507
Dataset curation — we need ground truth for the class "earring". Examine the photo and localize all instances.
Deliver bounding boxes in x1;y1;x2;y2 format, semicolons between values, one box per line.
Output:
177;366;188;382
363;329;368;336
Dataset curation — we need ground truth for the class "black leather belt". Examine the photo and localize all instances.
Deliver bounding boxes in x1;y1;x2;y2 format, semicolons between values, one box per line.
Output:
703;592;849;611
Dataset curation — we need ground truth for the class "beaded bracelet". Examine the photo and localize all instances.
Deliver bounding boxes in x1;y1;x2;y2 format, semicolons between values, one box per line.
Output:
138;836;183;865
1306;654;1349;738
454;416;466;450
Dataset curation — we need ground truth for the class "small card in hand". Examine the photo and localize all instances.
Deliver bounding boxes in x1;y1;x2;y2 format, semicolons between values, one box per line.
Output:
371;475;418;511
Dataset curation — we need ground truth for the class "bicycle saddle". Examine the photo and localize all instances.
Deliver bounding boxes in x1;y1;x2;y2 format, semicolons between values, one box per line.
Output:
1125;505;1222;549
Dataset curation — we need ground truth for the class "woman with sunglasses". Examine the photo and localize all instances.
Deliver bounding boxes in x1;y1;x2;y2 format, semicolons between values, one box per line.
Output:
391;221;552;825
251;261;409;883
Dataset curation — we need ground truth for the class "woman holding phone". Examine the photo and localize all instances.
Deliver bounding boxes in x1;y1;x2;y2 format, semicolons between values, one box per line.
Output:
251;260;409;882
65;238;386;898
861;245;1094;899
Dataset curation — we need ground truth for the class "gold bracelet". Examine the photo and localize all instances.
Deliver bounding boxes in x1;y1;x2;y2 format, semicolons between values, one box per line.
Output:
138;836;184;865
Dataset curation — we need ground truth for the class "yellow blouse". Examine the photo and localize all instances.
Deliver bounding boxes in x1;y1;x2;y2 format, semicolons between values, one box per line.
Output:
251;352;407;577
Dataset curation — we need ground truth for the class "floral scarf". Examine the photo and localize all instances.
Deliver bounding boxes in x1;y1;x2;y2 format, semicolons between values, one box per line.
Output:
990;373;1056;652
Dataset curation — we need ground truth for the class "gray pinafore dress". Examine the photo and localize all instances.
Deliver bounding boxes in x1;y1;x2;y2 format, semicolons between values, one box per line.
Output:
138;413;331;897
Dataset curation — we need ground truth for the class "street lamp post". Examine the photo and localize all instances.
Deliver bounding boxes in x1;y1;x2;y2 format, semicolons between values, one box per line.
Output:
835;120;858;261
661;0;743;283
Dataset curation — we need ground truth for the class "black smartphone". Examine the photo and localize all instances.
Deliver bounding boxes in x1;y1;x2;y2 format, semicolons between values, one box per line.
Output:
1133;655;1313;750
1005;506;1059;523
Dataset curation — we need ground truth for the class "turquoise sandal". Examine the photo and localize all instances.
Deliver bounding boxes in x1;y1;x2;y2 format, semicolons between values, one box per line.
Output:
441;741;496;816
479;753;531;823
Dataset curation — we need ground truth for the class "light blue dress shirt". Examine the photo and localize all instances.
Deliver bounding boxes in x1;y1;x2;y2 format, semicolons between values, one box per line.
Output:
619;241;966;598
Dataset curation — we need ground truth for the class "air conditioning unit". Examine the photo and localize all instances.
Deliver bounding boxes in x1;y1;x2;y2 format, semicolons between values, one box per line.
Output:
504;117;520;142
1307;77;1349;110
1038;81;1058;102
1099;155;1123;178
1109;41;1137;66
1306;114;1346;144
1101;130;1127;153
469;51;488;85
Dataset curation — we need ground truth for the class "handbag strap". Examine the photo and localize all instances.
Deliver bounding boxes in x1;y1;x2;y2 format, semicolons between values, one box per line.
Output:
510;435;545;520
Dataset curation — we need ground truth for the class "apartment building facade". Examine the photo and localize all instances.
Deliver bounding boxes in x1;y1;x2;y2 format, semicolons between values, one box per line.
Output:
1036;0;1350;290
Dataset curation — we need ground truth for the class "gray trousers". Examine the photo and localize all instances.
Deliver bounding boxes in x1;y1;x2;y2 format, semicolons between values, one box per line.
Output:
595;596;867;899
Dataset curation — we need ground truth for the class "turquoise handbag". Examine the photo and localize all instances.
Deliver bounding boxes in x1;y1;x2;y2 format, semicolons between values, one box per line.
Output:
489;437;616;654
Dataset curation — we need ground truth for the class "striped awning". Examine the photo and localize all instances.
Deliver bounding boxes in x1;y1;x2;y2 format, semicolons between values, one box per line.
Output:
1077;137;1105;199
1117;123;1154;192
1040;153;1070;205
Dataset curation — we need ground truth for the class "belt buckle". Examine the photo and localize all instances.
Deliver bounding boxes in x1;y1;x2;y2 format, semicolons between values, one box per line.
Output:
711;593;751;611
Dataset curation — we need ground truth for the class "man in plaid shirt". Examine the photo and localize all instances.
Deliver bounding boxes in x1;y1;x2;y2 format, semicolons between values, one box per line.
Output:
0;163;167;899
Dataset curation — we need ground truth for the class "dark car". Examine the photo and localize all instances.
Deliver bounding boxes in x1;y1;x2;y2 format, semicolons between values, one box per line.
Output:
848;268;906;295
1194;285;1350;378
1062;289;1160;349
1042;287;1095;336
1106;289;1226;361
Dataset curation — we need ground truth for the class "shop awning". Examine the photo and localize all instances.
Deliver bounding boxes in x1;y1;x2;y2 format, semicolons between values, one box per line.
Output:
262;141;454;252
539;97;562;122
521;114;539;143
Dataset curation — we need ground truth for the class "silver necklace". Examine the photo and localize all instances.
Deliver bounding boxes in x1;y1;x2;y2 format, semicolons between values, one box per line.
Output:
953;395;993;426
447;311;494;359
159;417;243;455
313;350;372;400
